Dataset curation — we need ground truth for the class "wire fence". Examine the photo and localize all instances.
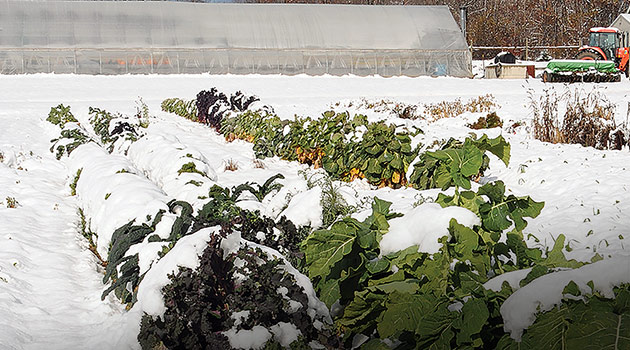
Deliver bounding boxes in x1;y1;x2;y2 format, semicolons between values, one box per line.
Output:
471;45;582;61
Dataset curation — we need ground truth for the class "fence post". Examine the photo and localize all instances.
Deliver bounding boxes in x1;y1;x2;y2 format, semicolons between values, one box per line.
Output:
525;38;529;61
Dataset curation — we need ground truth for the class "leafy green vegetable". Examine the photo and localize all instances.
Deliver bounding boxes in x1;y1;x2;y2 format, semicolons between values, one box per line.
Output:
47;104;78;127
410;135;510;190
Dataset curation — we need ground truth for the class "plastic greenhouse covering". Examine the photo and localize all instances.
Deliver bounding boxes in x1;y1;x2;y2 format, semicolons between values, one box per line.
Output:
0;1;472;77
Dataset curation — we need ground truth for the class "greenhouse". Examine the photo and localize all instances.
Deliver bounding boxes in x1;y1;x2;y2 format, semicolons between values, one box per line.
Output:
0;1;472;77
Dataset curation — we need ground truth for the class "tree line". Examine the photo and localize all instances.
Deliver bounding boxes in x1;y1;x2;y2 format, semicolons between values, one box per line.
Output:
241;0;630;59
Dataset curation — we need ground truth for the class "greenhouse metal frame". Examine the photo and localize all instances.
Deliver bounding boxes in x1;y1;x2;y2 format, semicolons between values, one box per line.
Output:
0;1;472;77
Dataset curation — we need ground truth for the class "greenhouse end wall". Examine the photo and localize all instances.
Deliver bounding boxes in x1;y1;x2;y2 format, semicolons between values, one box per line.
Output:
0;1;472;77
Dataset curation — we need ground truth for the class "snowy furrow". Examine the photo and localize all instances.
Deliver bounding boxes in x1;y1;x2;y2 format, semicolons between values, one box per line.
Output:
0;147;125;349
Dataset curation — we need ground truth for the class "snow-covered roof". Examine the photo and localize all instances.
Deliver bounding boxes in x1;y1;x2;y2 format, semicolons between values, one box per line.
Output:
0;1;467;51
590;27;619;33
611;14;630;33
0;0;472;77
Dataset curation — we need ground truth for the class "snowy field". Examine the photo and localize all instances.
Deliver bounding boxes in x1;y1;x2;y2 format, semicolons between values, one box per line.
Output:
1;72;629;349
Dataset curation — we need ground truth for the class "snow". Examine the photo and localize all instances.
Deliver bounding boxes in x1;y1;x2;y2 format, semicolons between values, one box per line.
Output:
279;187;324;228
501;255;630;341
224;326;272;350
269;322;302;347
1;72;630;348
379;203;481;255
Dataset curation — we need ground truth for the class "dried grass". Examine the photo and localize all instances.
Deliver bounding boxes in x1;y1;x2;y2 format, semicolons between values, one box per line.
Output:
424;94;497;121
252;158;266;169
530;88;628;150
224;159;239;171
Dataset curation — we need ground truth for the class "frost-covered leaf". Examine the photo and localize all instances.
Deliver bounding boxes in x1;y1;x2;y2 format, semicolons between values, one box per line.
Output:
436;189;485;215
519;264;550;288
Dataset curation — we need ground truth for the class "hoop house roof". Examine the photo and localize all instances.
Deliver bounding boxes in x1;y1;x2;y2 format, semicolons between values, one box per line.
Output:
0;1;472;77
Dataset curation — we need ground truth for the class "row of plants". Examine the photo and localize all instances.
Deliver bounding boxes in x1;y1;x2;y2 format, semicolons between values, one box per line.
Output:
101;175;299;306
47;103;148;159
136;182;340;349
161;89;259;130
152;89;630;349
329;94;498;122
48;104;335;349
299;136;628;349
125;134;218;209
161;89;508;190
226;109;509;190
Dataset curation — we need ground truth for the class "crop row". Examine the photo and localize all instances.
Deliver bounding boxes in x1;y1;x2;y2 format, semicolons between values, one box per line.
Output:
161;89;630;349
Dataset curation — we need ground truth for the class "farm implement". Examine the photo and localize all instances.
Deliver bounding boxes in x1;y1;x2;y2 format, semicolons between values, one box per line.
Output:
542;60;621;82
543;27;629;83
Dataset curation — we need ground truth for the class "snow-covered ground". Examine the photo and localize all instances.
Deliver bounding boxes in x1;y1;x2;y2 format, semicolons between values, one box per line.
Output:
1;72;630;349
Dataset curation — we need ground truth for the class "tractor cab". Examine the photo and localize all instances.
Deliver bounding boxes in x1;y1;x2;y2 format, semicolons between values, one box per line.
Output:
586;27;623;60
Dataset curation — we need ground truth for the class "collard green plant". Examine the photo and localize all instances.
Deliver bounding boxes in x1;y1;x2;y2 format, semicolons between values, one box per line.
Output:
223;109;420;188
436;180;544;233
221;110;284;147
302;198;402;308
497;284;630;350
323;121;419;188
161;97;198;121
410;134;510;190
300;188;602;349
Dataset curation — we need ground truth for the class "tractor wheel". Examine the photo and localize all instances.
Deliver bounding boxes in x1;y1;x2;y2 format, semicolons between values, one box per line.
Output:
576;51;603;60
625;67;629;79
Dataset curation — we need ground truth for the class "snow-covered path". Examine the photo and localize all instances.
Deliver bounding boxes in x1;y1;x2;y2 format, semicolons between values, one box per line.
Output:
0;103;124;349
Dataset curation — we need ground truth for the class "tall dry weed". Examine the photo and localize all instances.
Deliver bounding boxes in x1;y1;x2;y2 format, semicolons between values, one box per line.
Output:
530;88;628;150
424;94;497;121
